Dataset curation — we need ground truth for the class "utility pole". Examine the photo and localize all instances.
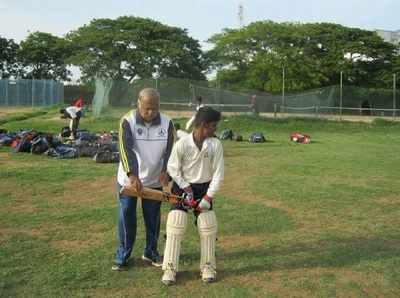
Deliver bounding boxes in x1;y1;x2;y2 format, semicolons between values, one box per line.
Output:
282;66;285;110
340;71;343;120
393;73;397;119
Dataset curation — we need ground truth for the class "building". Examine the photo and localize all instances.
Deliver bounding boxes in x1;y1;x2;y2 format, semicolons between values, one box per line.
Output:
375;29;400;45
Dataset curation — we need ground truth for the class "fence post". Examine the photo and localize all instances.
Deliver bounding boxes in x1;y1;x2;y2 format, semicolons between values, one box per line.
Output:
340;71;343;120
393;73;397;120
274;103;277;118
5;79;9;106
31;79;35;107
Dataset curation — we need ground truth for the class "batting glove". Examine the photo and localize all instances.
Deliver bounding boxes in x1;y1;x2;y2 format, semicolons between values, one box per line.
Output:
196;195;212;212
182;187;196;209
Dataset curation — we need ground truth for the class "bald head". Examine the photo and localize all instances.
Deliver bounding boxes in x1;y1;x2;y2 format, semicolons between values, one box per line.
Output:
137;88;160;122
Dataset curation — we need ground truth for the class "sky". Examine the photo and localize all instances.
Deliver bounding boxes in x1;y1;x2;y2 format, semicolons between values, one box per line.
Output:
1;0;399;44
1;0;399;81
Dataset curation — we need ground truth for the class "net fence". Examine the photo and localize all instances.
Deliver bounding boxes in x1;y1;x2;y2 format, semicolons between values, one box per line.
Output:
91;78;399;119
0;79;64;107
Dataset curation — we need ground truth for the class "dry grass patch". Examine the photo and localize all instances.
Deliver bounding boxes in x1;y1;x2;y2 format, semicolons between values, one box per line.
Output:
46;222;110;253
60;177;116;205
219;235;264;250
221;164;295;214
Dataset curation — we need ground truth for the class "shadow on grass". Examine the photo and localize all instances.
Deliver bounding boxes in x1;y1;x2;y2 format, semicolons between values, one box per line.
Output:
213;234;400;281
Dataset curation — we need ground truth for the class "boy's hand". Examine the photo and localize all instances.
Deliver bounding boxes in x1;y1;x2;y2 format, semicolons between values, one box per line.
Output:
196;195;212;212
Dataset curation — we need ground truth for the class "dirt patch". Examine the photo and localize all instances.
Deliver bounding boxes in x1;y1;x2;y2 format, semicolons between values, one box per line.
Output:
221;267;385;297
374;196;400;205
0;228;44;244
219;235;263;250
60;177;116;204
221;165;295;215
50;231;107;252
0;107;38;116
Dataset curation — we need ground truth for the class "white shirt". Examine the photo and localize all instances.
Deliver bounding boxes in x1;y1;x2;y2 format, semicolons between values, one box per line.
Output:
66;106;82;118
167;133;224;198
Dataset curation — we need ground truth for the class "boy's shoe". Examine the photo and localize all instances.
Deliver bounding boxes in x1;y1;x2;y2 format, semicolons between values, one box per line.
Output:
201;263;216;283
161;263;176;286
111;263;128;271
142;253;163;267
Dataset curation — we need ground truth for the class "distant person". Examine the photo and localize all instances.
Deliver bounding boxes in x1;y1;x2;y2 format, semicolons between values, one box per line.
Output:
72;96;84;109
59;104;83;140
174;123;188;140
112;88;174;271
185;96;205;130
250;94;259;116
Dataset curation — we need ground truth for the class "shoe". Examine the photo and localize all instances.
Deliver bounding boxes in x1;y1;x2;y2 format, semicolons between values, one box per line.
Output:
111;263;128;271
142;253;163;267
161;263;176;286
201;263;216;283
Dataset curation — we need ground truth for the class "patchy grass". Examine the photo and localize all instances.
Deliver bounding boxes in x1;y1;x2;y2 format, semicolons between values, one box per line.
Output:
1;114;400;297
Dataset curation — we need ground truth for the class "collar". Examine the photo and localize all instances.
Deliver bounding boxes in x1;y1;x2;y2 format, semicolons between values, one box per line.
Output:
190;132;208;151
135;110;161;126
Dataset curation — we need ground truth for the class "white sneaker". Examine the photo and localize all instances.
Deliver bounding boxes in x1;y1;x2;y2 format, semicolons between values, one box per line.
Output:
162;263;176;286
201;263;216;283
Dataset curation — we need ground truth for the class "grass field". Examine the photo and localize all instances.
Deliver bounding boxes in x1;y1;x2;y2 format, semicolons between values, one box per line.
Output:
1;108;400;297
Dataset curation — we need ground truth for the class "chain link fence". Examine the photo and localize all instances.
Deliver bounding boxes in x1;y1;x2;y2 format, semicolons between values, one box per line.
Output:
91;77;399;120
0;79;64;107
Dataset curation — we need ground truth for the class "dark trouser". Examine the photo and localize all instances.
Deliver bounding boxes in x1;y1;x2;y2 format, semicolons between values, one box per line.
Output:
171;181;211;218
115;184;161;266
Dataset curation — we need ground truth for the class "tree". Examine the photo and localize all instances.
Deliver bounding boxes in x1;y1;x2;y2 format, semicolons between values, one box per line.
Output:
18;31;71;80
67;16;206;82
207;21;398;92
0;36;20;79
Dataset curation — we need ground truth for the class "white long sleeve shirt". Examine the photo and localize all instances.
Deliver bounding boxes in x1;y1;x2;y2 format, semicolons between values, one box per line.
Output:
167;133;224;198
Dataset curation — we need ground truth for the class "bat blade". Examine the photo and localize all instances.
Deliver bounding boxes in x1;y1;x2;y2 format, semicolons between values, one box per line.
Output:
120;186;183;204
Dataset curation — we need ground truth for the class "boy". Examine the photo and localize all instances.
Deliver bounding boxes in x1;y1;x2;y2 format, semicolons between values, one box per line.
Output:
162;106;224;285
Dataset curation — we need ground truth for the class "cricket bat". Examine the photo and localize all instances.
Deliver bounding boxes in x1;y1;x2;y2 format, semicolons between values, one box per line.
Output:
120;185;184;204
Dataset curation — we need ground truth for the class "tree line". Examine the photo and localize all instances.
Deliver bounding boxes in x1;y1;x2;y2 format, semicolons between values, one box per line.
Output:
1;16;399;92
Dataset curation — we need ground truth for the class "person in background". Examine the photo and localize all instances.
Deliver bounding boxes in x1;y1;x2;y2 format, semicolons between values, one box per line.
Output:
185;95;204;130
59;104;83;140
174;123;188;140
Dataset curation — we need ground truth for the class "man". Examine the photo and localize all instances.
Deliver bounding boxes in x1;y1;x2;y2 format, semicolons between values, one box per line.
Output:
59;105;82;140
185;95;204;130
162;106;224;285
112;88;174;271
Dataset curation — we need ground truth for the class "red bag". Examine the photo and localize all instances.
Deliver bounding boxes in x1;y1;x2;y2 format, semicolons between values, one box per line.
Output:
290;132;311;144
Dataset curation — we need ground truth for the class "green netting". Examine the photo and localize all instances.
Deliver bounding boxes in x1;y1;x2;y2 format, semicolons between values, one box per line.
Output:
0;79;63;106
92;77;113;117
91;77;399;118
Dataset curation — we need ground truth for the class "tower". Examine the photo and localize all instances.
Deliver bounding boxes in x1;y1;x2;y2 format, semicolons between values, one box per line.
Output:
238;2;244;28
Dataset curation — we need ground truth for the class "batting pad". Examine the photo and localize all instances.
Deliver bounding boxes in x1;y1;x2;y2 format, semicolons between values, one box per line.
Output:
197;210;218;271
162;210;188;272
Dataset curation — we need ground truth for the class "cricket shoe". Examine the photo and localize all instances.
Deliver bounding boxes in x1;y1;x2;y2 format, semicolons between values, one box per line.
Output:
201;263;216;283
161;263;176;286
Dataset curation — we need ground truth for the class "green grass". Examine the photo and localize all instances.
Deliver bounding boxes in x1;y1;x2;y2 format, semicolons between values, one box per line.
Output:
1;112;400;297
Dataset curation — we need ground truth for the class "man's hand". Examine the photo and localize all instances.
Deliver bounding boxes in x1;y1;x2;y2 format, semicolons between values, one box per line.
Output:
159;171;169;187
128;175;143;194
196;195;212;212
